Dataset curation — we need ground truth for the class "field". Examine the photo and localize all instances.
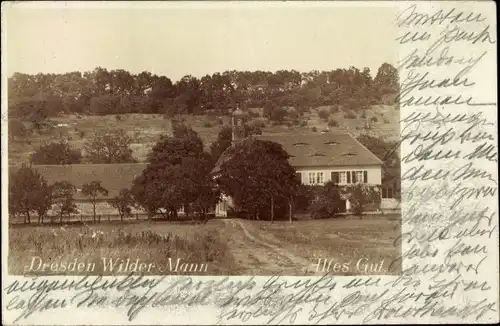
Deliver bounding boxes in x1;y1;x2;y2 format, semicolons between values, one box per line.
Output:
8;214;401;276
8;104;399;165
8;219;240;276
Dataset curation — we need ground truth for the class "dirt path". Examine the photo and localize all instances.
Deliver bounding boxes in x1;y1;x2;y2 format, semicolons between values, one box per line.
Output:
221;219;315;275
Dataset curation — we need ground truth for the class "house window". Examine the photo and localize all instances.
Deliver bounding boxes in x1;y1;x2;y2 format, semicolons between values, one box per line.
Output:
295;172;302;183
336;170;368;184
308;172;324;185
355;171;364;183
339;172;347;184
308;173;315;185
316;172;323;184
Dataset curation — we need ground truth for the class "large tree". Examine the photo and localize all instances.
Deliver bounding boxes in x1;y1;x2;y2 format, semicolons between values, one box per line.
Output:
9;167;52;224
83;128;136;163
31;140;82;165
217;139;299;221
133;125;219;221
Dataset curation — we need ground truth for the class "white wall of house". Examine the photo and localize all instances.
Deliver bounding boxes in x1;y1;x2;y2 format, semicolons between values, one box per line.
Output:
214;165;384;217
294;165;382;186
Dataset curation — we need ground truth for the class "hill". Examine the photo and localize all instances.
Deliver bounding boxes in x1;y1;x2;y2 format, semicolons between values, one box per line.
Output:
8;103;399;166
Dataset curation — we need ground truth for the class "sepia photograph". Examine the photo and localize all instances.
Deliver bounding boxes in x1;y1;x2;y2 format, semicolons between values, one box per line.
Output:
5;3;401;277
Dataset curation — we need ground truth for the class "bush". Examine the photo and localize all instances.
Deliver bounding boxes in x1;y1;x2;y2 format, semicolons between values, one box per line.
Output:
318;109;329;121
203;121;213;128
311;126;318;132
309;182;344;219
343;184;381;217
371;116;378;123
300;120;308;127
270;107;287;124
31;140;82;165
384;118;390;124
328;119;339;127
115;115;122;121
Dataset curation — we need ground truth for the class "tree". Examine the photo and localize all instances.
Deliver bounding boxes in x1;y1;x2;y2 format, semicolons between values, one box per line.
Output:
134;125;218;222
31;140;82;165
84;129;136;163
210;126;233;162
148;124;205;165
7;67;394;121
263;102;276;119
308;181;344;219
52;181;78;223
374;63;399;93
9;166;52;224
191;182;220;223
356;135;400;183
343;184;381;218
82;181;109;223
109;188;135;222
217;139;299;221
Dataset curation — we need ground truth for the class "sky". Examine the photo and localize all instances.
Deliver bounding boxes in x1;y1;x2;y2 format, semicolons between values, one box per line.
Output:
3;2;398;82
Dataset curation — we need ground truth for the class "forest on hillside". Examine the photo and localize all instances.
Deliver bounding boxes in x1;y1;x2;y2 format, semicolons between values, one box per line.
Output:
8;63;399;125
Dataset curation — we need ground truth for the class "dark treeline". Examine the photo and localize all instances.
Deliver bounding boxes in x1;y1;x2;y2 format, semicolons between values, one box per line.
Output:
8;64;399;122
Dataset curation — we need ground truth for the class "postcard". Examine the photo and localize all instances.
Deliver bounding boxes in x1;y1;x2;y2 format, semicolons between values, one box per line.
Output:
1;1;498;324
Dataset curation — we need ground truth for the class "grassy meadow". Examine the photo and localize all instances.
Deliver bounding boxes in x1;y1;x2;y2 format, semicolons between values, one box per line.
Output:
8;219;240;275
8;104;399;165
9;214;401;276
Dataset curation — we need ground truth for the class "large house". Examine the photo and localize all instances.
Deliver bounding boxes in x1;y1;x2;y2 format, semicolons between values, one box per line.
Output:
212;108;400;217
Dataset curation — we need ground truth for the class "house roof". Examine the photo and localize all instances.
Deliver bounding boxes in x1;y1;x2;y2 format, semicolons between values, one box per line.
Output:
211;132;383;175
9;163;148;200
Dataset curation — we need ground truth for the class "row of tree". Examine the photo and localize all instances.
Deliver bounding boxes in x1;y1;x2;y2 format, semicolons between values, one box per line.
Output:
10;124;383;224
8;64;399;124
8;168;125;224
